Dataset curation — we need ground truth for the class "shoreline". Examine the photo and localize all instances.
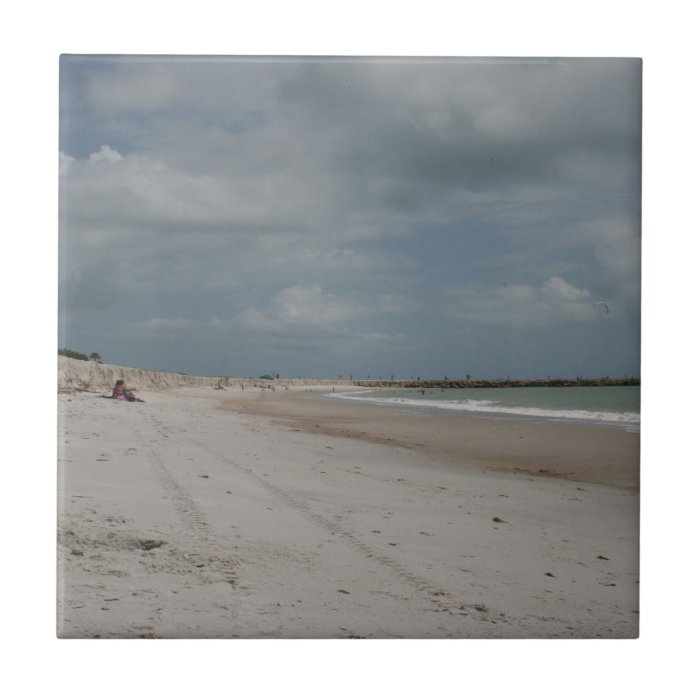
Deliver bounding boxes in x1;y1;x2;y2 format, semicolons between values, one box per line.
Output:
218;388;640;489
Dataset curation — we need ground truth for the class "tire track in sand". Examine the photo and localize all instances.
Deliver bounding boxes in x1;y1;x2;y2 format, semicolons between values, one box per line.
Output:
188;436;478;613
142;412;499;627
132;427;239;586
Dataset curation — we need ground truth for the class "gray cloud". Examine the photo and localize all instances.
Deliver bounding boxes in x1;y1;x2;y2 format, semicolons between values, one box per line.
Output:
59;57;641;378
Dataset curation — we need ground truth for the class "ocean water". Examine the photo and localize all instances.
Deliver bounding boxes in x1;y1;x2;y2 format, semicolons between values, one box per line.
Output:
325;385;640;431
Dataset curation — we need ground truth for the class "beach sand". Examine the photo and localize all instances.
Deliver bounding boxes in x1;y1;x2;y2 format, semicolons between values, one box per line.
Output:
57;376;639;638
225;389;639;489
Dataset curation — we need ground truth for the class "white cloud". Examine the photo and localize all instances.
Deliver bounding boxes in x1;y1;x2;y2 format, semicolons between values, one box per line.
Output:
238;285;367;330
61;138;352;243
59;151;75;175
88;144;124;164
232;283;415;341
541;276;590;302
447;276;593;328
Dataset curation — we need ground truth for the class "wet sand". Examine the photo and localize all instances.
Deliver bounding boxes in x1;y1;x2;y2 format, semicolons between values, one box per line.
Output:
221;389;640;489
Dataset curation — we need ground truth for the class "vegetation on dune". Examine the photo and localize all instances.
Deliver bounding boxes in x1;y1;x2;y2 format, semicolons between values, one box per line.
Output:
59;348;102;363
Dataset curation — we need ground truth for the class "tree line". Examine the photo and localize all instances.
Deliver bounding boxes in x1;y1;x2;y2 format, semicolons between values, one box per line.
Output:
59;348;102;363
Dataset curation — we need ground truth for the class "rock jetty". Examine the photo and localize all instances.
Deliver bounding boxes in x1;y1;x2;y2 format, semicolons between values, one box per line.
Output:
352;378;639;389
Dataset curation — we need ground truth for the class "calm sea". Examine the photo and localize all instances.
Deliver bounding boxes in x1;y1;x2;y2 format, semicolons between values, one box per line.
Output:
326;385;640;431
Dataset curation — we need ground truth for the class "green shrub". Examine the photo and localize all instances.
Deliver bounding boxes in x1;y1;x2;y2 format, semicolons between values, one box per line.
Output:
58;348;91;361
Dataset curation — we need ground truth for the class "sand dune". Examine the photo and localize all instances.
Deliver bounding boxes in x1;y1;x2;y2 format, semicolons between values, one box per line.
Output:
58;356;350;393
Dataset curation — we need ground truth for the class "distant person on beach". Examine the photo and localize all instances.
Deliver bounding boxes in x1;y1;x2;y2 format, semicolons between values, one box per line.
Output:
112;379;143;402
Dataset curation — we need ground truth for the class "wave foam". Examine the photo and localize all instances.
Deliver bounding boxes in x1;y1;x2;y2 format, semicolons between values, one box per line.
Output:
327;391;640;427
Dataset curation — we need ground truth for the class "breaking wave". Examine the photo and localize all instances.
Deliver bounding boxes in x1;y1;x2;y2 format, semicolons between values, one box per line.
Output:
326;390;640;430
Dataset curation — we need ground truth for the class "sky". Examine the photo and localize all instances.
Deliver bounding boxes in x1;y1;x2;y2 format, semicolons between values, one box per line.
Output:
59;56;641;380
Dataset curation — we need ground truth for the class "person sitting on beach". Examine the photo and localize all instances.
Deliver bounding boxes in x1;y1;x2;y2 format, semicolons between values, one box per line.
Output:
112;379;143;402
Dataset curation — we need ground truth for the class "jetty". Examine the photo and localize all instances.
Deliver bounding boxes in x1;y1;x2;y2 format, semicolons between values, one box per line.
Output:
352;378;639;389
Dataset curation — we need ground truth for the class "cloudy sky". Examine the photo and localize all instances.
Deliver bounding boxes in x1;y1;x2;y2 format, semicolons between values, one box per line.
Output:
59;56;641;380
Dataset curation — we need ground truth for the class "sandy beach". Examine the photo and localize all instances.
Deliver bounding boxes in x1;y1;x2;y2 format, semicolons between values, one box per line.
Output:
57;359;639;638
